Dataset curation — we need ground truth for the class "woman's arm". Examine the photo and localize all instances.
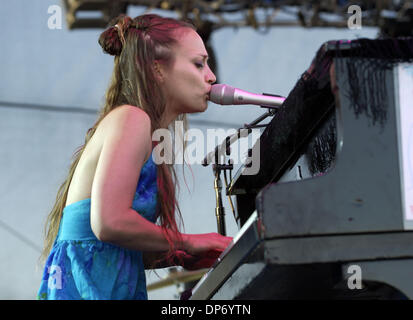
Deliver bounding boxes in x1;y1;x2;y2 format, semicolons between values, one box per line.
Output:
90;105;180;252
90;105;232;254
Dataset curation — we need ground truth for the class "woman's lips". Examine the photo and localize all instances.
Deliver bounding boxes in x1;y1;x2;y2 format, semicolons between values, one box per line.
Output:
206;86;212;100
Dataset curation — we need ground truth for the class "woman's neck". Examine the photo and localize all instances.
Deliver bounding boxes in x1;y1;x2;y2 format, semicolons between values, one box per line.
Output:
160;108;179;128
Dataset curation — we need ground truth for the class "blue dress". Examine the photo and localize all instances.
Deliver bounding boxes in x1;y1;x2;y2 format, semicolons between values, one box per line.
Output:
37;154;158;300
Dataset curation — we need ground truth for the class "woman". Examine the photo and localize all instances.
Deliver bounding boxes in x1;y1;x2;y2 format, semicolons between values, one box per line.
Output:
37;13;232;300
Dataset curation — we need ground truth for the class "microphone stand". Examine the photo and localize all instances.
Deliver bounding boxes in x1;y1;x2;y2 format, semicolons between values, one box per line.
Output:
213;151;233;236
243;93;283;129
214;165;226;236
207;92;285;236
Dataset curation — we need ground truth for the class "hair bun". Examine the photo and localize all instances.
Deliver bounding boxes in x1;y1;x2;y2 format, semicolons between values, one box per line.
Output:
98;26;123;56
98;15;133;56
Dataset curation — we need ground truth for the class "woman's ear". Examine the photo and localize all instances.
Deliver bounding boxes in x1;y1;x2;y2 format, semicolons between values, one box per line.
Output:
153;61;164;83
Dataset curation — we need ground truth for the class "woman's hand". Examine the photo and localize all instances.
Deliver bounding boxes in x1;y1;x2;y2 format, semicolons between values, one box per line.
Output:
174;249;224;270
182;233;233;256
143;234;232;270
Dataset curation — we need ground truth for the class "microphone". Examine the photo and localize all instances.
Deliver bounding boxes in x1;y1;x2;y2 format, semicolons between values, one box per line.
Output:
209;84;285;108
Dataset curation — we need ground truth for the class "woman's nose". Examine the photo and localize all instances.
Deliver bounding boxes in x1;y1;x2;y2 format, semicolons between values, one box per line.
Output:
206;66;216;84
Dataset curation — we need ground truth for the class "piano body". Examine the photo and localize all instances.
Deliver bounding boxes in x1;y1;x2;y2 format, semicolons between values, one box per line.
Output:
190;38;413;300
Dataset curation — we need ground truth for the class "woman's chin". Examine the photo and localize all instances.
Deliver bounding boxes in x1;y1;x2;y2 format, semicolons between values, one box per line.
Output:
196;97;209;111
199;102;208;112
185;102;208;114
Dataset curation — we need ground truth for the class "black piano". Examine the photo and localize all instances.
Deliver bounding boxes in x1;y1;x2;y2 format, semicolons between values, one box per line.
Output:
190;37;413;300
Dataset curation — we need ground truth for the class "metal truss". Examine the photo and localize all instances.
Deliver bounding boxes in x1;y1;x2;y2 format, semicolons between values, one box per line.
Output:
62;0;413;35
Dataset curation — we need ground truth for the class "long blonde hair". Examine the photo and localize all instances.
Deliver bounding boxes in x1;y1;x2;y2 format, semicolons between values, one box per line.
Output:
40;14;195;263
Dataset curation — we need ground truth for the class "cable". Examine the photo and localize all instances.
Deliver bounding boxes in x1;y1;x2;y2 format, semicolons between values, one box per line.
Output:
0;218;42;253
0;100;97;115
0;100;239;128
223;161;238;223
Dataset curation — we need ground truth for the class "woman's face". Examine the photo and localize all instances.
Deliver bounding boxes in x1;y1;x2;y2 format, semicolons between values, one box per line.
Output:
159;28;216;119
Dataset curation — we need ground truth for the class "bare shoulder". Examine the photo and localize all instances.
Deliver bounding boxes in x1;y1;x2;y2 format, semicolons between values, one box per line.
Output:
103;105;151;128
98;105;152;156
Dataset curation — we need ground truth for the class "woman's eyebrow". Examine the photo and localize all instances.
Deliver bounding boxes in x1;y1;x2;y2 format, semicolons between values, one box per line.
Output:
196;54;209;59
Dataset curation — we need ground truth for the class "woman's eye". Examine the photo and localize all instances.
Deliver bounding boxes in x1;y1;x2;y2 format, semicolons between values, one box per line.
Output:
195;62;204;69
